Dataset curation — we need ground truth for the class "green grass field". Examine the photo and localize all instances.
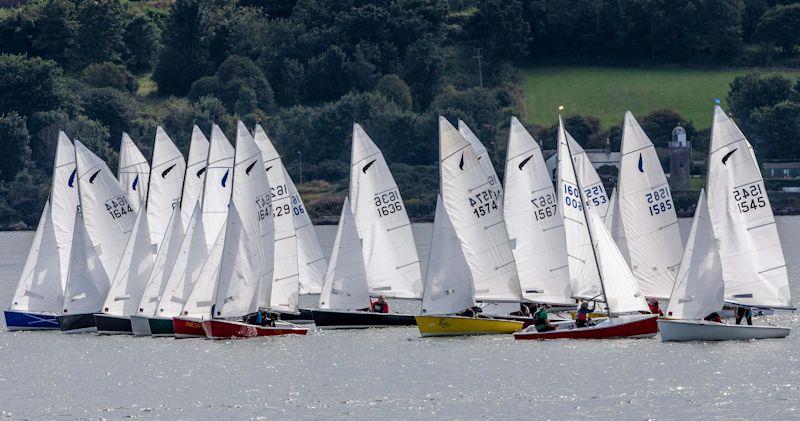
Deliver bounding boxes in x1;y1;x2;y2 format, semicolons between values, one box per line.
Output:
522;66;800;129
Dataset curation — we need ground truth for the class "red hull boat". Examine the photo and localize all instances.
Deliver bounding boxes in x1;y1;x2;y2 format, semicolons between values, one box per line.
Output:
172;316;207;338
514;314;658;340
201;319;309;339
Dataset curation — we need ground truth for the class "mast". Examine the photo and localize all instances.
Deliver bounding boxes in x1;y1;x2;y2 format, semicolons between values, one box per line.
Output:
561;117;612;317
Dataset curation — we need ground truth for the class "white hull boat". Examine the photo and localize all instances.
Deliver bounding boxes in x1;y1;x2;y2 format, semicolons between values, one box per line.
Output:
659;319;790;342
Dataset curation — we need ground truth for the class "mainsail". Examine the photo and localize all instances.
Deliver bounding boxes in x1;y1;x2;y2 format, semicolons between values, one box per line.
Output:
568;137;611;220
253;125;326;295
180;126;209;229
318;197;370;310
420;196;475;315
117;132;150;212
665;190;723;320
706;106;792;309
349;123;422;299
618;112;682;299
459;120;501;187
439;117;522;302
503;116;572;305
146;127;186;249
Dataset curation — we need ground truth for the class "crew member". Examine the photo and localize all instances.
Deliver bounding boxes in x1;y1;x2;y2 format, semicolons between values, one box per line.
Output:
533;304;558;332
370;295;389;313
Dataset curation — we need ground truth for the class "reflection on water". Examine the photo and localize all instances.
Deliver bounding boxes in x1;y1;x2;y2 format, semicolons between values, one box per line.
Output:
0;218;798;418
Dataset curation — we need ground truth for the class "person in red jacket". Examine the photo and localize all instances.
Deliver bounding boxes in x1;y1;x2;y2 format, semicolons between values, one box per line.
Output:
370;295;389;313
647;299;664;316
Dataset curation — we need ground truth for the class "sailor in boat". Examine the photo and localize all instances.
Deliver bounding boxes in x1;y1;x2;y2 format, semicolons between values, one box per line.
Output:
532;304;558;332
734;306;753;325
510;304;532;318
458;306;483;317
704;312;723;323
647;298;663;316
576;301;596;328
369;295;389;313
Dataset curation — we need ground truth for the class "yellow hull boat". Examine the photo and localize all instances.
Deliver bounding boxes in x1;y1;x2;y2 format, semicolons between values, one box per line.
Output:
415;315;524;337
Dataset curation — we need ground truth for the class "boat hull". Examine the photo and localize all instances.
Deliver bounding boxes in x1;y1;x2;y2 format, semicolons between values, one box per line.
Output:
514;314;658;340
94;313;132;335
172;316;206;338
312;309;417;329
658;319;791;342
130;315;152;336
415;315;524;337
201;319;308;339
57;313;97;334
275;308;315;323
147;316;175;337
4;310;59;331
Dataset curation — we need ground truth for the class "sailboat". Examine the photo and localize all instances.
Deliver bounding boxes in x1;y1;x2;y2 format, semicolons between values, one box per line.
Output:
313;198;417;329
130;126;208;336
415;197;525;336
58;140;137;332
149;125;232;336
659;106;792;341
117;132;150;213
201;122;306;338
5;132;78;330
515;118;657;340
253;124;325;320
415;117;526;336
503;116;573;306
616;112;682;299
95;127;186;334
312;123;422;328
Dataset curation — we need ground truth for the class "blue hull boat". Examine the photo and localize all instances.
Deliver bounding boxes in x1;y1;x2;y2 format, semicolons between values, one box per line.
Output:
4;310;60;331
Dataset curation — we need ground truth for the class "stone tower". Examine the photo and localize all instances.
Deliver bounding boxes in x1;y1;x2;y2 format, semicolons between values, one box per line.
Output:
669;126;691;191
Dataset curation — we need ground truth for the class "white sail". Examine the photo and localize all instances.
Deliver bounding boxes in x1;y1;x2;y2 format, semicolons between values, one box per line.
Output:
156;125;233;318
606;188;630;261
706;106;792;309
9;202;64;314
117;132;150;212
503;117;572;305
74;140;137;281
252;125;300;310
568;137;611;219
557;120;603;300
181;219;226;320
318;197;370;310
585;211;650;314
62;209;110;315
102;205;155;316
421;196;475;315
349;123;422;298
146;127;186;249
181;126;209;230
666;190;723;320
459;120;501;187
136;206;183;317
618;111;682;299
50;132;79;290
212;121;275;317
253;125;326;295
439;117;522;302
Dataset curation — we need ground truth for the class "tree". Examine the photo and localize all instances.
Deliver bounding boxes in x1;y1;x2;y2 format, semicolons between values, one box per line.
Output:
80;62;137;92
153;0;209;95
79;87;139;145
73;0;127;65
468;0;530;61
749;100;800;159
0;112;32;182
727;73;793;127
123;12;160;72
376;74;412;110
755;4;800;57
215;55;276;114
30;0;77;66
639;110;696;148
0;54;74;118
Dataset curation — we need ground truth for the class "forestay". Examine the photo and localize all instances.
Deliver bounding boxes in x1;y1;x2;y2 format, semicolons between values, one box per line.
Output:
618;112;682;299
75;140;137;280
212;121;275;317
666;190;723;320
117;132;150;212
318;197;370;310
62;210;111;315
439;117;522;302
180;126;209;230
706;106;792;309
102;205;155;316
252;125;300;308
557;120;602;300
146;127;186;249
349;123;422;299
503;117;572;305
421;196;475;315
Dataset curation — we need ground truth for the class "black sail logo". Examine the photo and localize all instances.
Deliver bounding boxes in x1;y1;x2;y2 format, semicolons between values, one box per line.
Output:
161;164;177;178
245;160;257;175
196;167;206;178
721;148;738;165
458;153;464;170
518;155;533;170
362;159;376;173
89;170;101;184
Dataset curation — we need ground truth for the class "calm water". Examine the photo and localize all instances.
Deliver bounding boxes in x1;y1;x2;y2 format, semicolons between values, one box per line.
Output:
1;220;799;419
